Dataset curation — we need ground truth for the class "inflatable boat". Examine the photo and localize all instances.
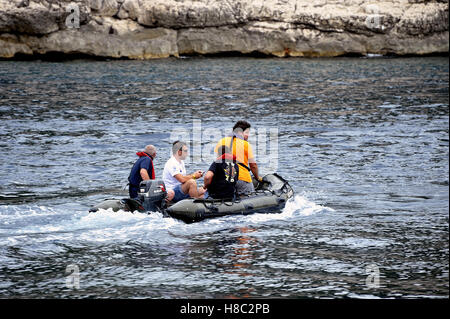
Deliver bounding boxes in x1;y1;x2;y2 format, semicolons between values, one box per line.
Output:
89;173;294;223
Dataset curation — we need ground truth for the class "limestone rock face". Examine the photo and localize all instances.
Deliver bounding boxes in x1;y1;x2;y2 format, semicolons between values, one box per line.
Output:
0;0;448;59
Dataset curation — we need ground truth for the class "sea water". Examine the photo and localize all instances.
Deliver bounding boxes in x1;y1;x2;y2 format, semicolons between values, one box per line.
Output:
0;57;448;298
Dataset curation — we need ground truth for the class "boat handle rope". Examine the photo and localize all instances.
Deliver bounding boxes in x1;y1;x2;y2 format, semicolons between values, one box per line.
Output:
202;200;218;211
201;178;293;211
202;195;241;210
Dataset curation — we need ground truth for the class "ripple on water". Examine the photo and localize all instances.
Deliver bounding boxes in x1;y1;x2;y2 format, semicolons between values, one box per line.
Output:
0;57;448;298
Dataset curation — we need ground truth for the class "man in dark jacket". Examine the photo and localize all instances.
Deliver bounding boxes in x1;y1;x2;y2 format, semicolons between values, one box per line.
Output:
203;145;239;200
128;145;157;199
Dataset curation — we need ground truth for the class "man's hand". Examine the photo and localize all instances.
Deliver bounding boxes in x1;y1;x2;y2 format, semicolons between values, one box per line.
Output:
192;170;203;179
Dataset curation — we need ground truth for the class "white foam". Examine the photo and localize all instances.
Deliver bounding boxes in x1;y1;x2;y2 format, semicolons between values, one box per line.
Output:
365;53;384;58
284;194;334;216
180;194;334;230
315;236;391;249
0;195;334;246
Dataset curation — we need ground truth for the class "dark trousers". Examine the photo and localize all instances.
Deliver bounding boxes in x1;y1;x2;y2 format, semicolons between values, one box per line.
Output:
129;185;139;199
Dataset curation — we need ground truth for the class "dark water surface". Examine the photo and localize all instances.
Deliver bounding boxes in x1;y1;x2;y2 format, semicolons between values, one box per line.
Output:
0;57;448;298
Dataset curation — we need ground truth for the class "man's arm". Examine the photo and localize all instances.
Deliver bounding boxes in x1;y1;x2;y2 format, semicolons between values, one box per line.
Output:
249;161;262;181
203;171;214;189
247;145;261;181
140;168;150;180
140;157;153;181
173;171;203;184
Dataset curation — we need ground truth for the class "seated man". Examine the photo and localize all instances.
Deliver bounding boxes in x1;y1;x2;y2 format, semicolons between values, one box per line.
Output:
203;145;239;200
163;141;205;203
215;120;262;195
128;144;157;199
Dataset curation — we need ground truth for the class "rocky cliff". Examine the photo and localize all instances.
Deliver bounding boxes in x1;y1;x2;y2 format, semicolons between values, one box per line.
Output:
0;0;448;59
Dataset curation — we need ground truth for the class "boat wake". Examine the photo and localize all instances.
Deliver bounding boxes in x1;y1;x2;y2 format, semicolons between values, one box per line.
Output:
0;195;334;247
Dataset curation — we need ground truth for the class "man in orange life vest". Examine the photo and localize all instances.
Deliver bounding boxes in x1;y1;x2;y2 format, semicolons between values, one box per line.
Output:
128;144;157;199
214;120;262;195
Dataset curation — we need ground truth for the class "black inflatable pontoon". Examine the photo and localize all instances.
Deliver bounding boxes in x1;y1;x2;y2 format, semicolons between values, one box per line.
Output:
89;173;294;223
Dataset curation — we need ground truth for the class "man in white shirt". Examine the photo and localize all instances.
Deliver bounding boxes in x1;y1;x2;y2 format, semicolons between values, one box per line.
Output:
163;141;205;203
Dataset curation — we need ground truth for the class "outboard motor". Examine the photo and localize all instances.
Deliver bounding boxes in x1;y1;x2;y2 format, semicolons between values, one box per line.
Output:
138;179;167;212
